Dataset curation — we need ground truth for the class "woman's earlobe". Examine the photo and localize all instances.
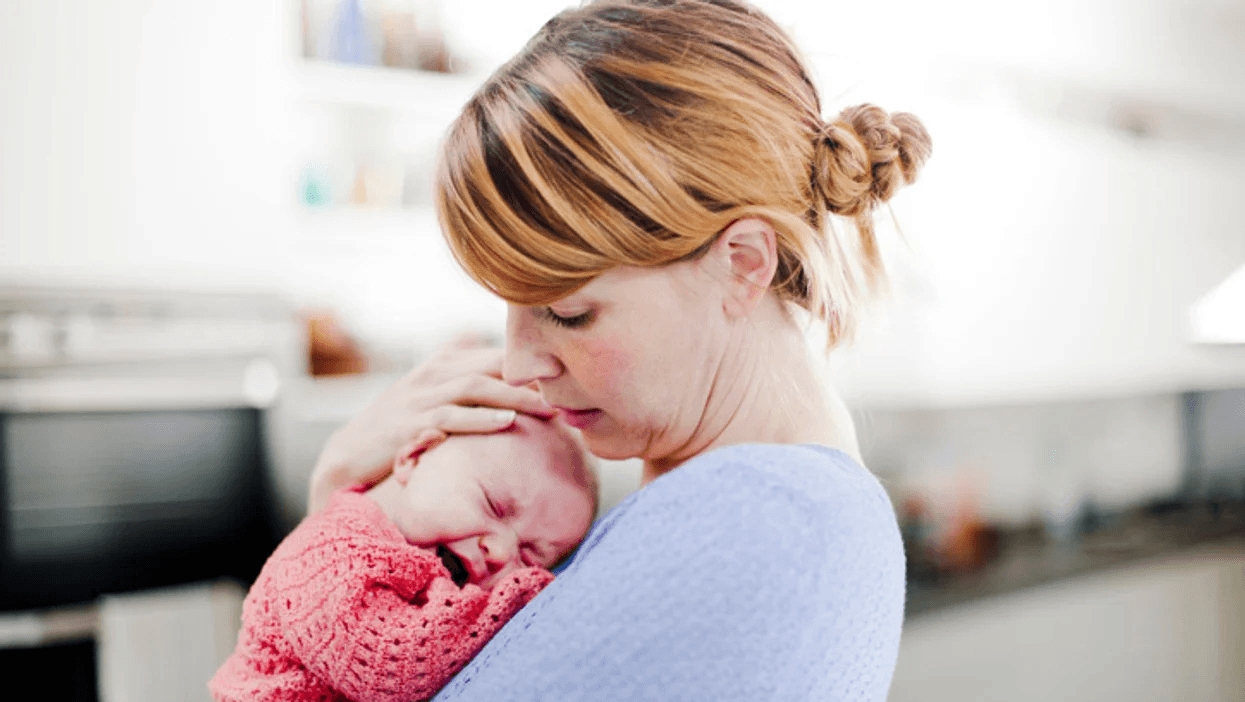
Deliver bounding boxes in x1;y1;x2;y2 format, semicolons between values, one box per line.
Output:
714;217;779;317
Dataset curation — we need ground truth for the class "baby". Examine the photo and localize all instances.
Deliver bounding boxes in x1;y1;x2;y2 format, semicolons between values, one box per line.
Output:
210;414;597;702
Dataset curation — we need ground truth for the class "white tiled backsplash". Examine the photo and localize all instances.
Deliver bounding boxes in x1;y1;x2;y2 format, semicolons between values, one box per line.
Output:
856;394;1186;527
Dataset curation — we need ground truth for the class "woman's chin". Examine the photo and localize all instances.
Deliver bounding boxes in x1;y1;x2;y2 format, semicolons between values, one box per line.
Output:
580;431;643;462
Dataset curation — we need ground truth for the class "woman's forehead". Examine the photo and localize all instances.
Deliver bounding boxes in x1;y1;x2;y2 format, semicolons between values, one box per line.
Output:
553;261;701;305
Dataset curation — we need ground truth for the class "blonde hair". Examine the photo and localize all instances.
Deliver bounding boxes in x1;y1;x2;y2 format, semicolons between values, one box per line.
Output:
435;0;931;347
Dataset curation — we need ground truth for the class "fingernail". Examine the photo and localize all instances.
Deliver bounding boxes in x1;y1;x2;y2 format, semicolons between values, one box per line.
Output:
493;409;516;424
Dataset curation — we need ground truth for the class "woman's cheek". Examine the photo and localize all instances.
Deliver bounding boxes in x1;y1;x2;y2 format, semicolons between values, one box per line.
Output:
571;335;631;400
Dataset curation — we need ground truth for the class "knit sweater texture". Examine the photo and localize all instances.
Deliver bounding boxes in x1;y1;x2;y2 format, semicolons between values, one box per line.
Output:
430;443;907;701
209;489;552;702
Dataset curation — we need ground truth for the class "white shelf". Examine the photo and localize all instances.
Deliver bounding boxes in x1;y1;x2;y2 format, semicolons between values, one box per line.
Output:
296;205;440;239
295;60;484;119
1190;264;1245;345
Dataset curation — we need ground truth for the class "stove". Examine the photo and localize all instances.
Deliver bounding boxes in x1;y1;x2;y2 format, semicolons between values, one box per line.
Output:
0;285;302;612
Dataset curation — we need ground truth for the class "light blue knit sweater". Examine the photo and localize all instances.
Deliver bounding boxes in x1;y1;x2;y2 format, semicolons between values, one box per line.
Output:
431;443;906;701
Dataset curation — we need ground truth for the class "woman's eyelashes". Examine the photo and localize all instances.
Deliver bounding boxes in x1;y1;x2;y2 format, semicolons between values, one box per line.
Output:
539;306;593;329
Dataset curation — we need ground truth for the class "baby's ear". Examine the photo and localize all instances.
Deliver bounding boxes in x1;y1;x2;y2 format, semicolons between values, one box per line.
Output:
392;429;448;485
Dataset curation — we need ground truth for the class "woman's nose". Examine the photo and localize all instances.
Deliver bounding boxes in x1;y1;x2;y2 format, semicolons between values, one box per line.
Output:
502;305;562;387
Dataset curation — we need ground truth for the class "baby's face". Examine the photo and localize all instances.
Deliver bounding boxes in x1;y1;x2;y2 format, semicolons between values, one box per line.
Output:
381;417;595;589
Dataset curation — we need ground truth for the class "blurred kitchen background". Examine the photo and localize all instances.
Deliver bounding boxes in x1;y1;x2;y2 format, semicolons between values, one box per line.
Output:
1;0;1243;699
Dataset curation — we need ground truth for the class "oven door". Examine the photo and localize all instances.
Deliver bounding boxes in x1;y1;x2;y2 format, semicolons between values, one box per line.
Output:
0;374;280;611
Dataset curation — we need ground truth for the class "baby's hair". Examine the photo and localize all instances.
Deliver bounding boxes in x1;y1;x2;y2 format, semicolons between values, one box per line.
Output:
506;414;600;571
516;414;601;518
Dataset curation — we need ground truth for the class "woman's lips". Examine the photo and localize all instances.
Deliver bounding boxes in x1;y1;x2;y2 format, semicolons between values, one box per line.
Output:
557;407;603;430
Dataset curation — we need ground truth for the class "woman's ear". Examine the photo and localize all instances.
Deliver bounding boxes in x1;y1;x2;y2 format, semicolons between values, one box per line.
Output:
392;429;447;485
708;217;779;318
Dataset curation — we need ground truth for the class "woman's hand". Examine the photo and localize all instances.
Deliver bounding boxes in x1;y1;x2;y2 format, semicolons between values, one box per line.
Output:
308;343;555;513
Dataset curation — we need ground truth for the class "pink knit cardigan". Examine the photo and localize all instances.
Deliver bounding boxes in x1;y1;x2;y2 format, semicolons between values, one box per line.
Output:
209;489;553;702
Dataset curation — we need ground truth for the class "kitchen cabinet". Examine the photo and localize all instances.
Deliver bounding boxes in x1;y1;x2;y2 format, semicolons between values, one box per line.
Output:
888;542;1245;702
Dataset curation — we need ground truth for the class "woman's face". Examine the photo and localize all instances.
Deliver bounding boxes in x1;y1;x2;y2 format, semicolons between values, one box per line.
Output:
503;261;728;463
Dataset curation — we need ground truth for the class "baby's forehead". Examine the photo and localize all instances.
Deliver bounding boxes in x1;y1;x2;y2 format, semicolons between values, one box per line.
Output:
507;413;576;450
466;418;591;490
451;416;569;464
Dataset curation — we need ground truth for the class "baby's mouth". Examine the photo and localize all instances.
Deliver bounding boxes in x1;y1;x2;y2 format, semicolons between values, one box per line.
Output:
436;544;470;587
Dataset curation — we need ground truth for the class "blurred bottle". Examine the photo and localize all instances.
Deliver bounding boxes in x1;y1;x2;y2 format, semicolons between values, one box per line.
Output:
300;164;334;207
413;0;451;72
931;470;998;574
1040;438;1088;545
898;462;998;579
357;159;405;208
301;0;315;58
329;0;378;65
899;494;938;580
380;0;420;69
305;311;368;376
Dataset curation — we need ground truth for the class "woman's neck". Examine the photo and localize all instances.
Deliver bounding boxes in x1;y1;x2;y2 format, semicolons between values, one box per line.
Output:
641;299;860;484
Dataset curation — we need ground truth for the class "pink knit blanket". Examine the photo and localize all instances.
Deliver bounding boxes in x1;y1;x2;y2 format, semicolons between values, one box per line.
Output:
209;489;553;702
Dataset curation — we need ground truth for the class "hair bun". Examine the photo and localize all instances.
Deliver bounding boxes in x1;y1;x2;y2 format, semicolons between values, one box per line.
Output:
813;104;931;217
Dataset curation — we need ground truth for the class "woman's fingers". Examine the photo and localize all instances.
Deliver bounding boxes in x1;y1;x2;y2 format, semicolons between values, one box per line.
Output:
422;372;555;418
417;404;520;435
309;342;557;515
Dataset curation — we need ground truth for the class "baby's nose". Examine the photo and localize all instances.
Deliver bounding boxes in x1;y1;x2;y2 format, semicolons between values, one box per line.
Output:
480;530;519;572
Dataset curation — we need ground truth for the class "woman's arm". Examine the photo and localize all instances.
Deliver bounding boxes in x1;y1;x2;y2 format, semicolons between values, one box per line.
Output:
432;445;907;702
309;344;555;512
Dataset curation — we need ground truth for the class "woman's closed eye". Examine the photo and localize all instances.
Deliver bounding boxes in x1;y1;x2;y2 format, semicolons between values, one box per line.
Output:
539;307;593;330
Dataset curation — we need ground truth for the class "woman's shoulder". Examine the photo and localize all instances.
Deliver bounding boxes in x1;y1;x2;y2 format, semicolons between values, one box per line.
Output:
431;443;907;701
573;443;902;574
680;442;885;493
624;443;895;524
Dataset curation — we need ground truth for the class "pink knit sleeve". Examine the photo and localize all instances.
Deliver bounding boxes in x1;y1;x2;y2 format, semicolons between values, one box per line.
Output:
270;498;553;702
328;569;554;702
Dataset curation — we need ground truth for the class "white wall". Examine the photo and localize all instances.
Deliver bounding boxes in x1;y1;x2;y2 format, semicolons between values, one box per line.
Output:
835;97;1245;406
3;0;1242;403
0;0;294;291
0;0;511;355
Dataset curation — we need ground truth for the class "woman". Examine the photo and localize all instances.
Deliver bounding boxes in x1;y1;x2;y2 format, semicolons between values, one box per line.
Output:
311;0;930;698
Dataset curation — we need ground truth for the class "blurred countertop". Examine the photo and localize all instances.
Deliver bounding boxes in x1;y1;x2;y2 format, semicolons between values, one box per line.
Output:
905;499;1245;620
